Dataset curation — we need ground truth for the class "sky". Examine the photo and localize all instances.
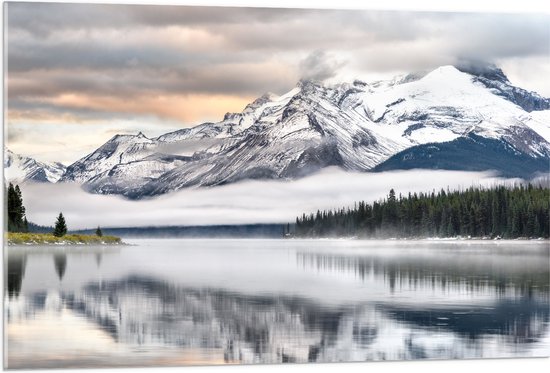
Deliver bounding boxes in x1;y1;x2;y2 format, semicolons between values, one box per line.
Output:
5;2;550;164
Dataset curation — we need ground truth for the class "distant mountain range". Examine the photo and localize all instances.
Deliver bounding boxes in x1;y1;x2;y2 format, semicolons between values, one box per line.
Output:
4;149;66;183
5;63;550;199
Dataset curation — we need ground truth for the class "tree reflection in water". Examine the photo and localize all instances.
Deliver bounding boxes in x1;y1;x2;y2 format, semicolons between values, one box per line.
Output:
4;242;550;367
53;253;67;281
6;254;27;299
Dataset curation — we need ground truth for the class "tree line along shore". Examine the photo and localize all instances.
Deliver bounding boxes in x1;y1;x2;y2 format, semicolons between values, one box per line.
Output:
292;184;550;239
6;182;549;243
6;183;122;245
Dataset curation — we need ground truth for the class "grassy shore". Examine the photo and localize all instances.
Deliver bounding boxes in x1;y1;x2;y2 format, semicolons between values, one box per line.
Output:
6;232;123;245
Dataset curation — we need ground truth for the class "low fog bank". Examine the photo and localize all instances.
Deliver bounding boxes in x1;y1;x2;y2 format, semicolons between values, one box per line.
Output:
21;168;521;230
74;224;285;239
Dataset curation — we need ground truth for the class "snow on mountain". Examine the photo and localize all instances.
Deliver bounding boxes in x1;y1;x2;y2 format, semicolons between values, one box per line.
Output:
57;64;550;199
525;110;550;143
4;149;66;183
360;65;550;158
83;153;191;197
60;132;157;183
456;62;550;113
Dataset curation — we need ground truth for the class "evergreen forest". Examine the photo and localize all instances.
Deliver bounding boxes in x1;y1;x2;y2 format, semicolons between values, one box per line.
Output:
293;185;550;239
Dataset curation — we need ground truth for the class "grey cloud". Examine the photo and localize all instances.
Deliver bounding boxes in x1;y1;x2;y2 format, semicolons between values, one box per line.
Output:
6;2;305;36
446;13;550;61
10;5;548;60
299;50;346;81
7;37;208;72
126;5;304;27
341;12;550;75
8;62;297;103
7;126;25;142
8;5;549;73
7;101;151;125
6;3;550;129
6;3;129;36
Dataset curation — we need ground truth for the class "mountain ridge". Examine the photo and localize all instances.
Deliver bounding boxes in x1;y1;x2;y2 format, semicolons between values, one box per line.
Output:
9;64;550;198
4;149;66;183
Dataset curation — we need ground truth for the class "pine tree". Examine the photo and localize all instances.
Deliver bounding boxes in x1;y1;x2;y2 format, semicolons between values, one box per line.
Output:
7;183;28;232
53;213;68;237
293;185;549;239
95;226;103;237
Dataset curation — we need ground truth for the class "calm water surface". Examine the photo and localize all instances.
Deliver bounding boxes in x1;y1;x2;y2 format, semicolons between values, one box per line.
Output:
4;239;550;368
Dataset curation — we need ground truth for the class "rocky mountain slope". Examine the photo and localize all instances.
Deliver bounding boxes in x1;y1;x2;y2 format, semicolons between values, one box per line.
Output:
4;149;66;183
17;64;550;198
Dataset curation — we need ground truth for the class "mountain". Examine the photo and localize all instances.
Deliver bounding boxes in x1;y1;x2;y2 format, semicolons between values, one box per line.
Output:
373;133;550;178
455;62;550;112
61;132;158;183
4;149;66;183
58;64;550;199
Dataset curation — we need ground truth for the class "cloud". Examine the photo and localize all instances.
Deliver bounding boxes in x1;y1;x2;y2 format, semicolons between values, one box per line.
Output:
31;92;254;124
20;169;518;230
6;3;300;36
6;120;183;165
8;5;548;77
448;13;550;61
5;3;550;164
6;126;25;142
498;56;550;96
299;50;346;81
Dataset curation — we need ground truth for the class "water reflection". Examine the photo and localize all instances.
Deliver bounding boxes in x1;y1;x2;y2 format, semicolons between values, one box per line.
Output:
383;299;548;344
4;241;550;368
53;253;67;281
6;254;27;298
95;253;102;267
68;277;343;363
296;249;550;297
8;275;549;365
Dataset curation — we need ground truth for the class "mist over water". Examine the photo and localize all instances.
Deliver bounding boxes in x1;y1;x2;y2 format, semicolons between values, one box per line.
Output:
20;169;518;230
5;239;549;368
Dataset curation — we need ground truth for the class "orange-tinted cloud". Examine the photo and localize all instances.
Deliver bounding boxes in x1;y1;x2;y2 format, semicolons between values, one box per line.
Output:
32;93;254;124
7;109;87;124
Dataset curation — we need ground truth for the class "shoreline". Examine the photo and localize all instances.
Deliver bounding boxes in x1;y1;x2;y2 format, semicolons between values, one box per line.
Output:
6;232;125;246
286;236;549;242
6;234;548;245
119;237;550;243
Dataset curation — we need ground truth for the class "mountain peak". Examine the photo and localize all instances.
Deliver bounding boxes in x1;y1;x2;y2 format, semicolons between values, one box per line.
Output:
296;78;323;90
453;61;549;111
109;131;151;143
54;60;550;197
455;61;510;84
428;65;462;76
4;148;66;183
109;134;133;142
243;92;279;114
419;65;468;85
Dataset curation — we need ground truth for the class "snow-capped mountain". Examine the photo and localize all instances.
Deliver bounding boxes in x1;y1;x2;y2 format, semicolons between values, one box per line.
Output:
61;132;157;184
4;149;66;183
58;64;550;199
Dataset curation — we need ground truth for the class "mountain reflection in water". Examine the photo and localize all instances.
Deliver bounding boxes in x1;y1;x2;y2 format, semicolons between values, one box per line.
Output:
5;239;550;368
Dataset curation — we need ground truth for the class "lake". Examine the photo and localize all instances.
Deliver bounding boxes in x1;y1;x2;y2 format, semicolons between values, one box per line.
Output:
4;239;550;368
